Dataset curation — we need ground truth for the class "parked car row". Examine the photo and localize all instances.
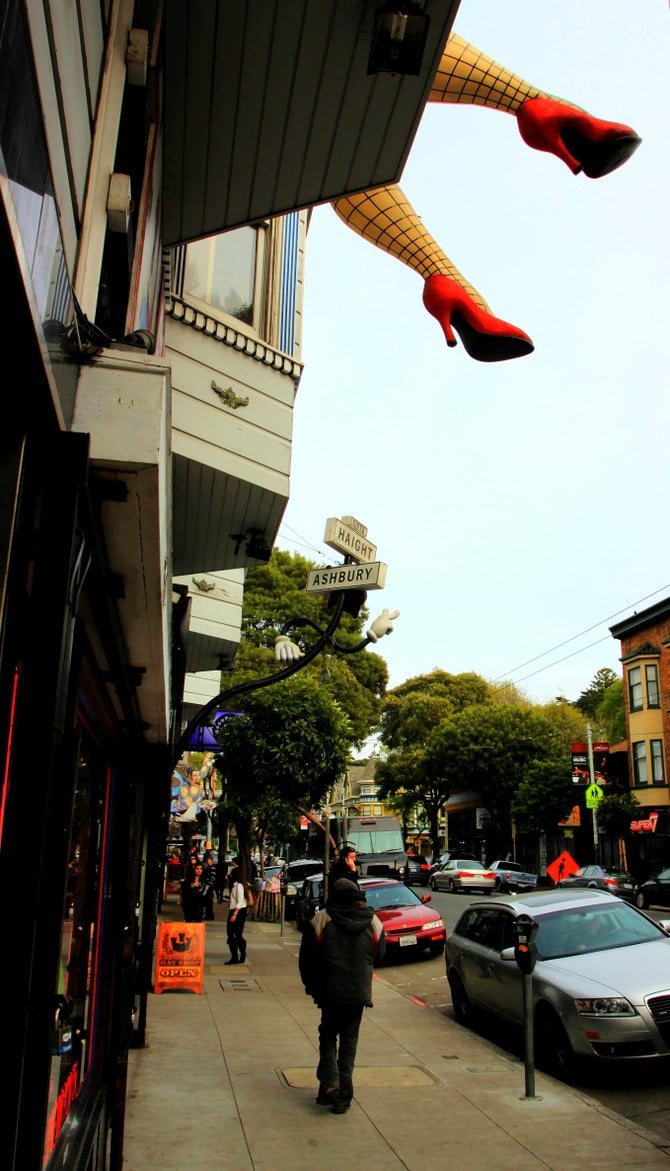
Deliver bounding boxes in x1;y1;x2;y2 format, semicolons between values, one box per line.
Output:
445;887;670;1077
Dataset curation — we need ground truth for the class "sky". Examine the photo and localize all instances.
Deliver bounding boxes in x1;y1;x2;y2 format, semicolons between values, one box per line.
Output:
276;0;670;707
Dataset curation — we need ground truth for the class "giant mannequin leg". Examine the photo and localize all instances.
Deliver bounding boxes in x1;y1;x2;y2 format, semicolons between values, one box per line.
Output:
429;35;641;179
332;186;533;363
331;35;639;361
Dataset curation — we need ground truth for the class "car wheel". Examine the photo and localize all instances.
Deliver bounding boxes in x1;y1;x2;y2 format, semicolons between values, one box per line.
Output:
430;877;437;891
449;974;475;1028
635;890;648;909
447;878;456;893
535;1007;575;1080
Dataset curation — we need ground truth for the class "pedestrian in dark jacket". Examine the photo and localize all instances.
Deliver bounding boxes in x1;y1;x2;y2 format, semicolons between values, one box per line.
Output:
299;877;385;1114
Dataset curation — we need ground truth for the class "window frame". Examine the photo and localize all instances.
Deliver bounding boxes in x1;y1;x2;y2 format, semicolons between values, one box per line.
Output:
175;222;270;338
650;739;666;785
632;740;648;786
645;663;660;708
628;666;643;712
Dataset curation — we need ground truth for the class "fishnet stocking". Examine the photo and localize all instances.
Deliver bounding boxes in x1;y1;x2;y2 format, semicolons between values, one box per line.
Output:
332;186;488;308
429;33;571;113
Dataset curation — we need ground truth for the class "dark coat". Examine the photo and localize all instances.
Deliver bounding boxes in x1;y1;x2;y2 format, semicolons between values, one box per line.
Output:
299;904;385;1008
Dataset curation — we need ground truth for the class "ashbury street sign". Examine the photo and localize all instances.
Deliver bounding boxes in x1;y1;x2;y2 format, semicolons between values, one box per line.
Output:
324;516;377;564
305;561;388;594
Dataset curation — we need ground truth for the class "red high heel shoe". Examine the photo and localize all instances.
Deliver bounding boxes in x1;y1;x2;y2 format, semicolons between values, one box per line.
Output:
517;96;641;178
422;275;534;363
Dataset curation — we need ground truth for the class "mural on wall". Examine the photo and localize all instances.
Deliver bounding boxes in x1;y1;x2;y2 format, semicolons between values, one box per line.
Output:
333;33;640;363
171;753;219;822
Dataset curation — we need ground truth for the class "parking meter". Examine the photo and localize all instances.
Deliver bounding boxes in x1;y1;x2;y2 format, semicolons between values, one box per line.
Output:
513;913;538;975
513;914;540;1098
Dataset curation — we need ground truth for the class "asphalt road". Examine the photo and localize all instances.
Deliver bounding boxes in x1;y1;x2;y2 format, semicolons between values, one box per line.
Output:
379;884;670;1145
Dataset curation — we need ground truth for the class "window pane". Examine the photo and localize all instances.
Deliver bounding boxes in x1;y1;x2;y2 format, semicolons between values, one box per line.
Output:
646;664;660;707
183;227;258;325
212;228;257;323
628;667;642;711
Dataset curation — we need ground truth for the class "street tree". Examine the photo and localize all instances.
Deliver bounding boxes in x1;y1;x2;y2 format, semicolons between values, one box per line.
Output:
220;548;388;746
424;703;562;857
575;668;619;719
512;754;577;834
211;674;351;867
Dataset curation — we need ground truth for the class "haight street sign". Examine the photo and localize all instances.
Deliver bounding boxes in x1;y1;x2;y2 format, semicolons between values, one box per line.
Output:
324;516;377;564
305;562;387;593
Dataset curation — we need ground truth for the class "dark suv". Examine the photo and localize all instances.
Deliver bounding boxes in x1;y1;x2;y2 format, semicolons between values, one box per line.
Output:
281;859;323;919
406;854;431;886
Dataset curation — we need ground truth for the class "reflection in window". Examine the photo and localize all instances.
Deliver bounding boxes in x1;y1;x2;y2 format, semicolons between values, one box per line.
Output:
183;227;259;325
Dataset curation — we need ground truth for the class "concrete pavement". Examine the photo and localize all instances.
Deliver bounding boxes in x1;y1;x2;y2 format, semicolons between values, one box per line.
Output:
122;897;670;1170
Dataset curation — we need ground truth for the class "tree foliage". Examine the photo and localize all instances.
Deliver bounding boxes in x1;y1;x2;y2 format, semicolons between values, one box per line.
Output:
219;549;389;746
212;675;352;858
575;668;619;718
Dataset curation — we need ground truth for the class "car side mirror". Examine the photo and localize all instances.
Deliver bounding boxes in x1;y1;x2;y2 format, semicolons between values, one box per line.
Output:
658;919;670;935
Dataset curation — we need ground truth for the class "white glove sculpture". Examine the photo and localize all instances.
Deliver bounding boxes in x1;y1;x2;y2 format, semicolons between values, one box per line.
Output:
367;608;400;642
274;634;304;663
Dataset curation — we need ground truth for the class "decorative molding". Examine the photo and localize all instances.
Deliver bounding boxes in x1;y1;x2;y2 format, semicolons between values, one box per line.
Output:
192;577;217;593
210;381;249;409
167;294;303;383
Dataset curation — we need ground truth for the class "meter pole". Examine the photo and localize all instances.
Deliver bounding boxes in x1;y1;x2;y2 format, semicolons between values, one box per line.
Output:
587;722;599;864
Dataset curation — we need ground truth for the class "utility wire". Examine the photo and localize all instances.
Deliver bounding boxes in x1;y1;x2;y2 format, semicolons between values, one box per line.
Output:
492;583;670;684
277;522;325;558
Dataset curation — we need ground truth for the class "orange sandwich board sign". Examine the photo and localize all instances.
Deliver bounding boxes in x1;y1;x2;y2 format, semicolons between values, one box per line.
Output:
154;922;205;994
546;851;579;886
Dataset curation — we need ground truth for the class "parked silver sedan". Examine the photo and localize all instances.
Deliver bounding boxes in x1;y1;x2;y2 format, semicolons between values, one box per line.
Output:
430;858;495;894
445;888;670;1078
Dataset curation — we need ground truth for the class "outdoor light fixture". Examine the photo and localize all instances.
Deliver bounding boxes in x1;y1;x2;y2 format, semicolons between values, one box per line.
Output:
231;529;272;562
368;1;430;76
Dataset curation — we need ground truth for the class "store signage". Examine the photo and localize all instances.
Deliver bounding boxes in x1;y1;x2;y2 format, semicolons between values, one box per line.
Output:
154;922;204;994
630;811;659;833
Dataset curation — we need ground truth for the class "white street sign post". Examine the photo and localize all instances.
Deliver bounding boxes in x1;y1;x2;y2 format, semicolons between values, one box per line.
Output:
305;561;387;594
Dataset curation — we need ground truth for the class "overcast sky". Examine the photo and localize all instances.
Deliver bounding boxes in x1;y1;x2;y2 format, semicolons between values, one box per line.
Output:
276;0;670;706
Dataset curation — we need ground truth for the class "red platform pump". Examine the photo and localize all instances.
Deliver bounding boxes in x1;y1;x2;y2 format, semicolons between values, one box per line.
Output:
517;96;641;178
422;275;534;363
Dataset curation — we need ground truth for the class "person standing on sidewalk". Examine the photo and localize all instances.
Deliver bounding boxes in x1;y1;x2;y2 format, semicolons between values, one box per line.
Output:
225;871;249;964
299;877;385;1114
327;846;360;894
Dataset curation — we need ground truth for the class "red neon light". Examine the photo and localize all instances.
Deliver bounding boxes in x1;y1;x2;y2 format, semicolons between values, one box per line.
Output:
43;1062;80;1160
630;811;659;833
0;664;21;847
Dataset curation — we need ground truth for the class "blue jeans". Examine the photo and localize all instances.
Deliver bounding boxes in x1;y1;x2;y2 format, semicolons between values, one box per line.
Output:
317;1004;364;1103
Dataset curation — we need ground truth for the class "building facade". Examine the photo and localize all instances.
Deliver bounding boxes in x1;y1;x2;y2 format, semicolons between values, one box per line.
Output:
610;597;670;874
0;3;457;1169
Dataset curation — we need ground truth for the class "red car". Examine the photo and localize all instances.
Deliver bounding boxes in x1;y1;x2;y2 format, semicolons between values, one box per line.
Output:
358;877;446;959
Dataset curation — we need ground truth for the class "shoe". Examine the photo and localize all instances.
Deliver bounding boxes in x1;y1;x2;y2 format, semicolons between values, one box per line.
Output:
422;275;534;362
239;948;247;963
224;957;239;965
330;1095;351;1114
316;1084;339;1106
517;96;641;178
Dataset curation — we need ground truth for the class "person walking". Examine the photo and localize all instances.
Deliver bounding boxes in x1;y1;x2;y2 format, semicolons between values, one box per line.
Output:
226;870;249;964
201;852;217;921
299;877;385;1114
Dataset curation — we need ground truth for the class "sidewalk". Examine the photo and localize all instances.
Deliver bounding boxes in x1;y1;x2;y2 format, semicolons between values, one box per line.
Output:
123;899;670;1170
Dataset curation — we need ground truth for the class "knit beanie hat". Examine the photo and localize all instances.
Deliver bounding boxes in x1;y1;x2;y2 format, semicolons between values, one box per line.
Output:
332;878;363;904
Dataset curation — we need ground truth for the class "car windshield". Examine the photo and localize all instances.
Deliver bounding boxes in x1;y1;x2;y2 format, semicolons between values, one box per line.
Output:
453;860;484;870
363;884;422;910
535;902;663;959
